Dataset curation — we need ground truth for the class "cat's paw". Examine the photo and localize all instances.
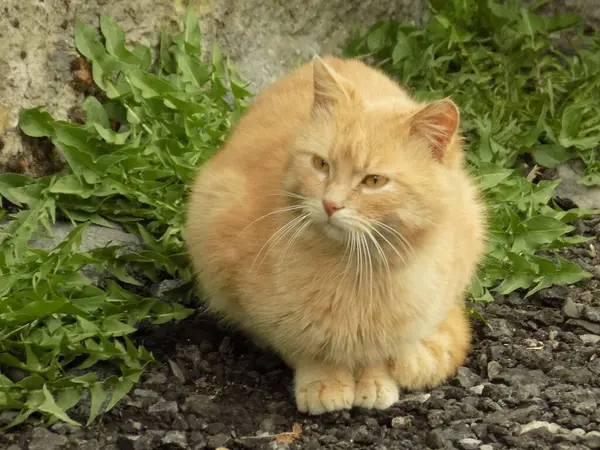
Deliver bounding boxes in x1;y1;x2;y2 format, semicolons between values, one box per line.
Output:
354;368;399;410
295;368;354;415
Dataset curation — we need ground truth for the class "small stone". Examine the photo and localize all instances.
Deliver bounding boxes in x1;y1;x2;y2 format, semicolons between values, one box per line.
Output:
148;401;178;419
583;306;600;323
161;431;187;448
573;399;597;415
189;431;207;448
391;416;412;428
458;438;482;450
259;416;276;433
563;298;582;319
453;367;481;388
572;428;586;436
397;393;430;404
183;395;220;417
208;433;230;449
584;431;600;448
145;372;168;385
426;430;445;449
580;334;600;345
589;357;600;375
168;359;186;383
487;361;502;380
479;446;494;450
116;435;138;450
28;427;68;450
469;384;485;395
519;421;564;435
206;422;226;435
567;319;600;334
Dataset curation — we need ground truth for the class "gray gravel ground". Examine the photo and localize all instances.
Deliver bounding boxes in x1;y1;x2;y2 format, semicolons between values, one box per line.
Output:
1;216;599;450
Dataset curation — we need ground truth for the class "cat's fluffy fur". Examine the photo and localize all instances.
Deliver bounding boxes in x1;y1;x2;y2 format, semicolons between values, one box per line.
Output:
185;56;487;414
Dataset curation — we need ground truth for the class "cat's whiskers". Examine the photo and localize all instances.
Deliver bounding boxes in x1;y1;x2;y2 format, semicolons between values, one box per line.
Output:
353;221;394;296
252;212;310;271
279;215;312;264
239;204;306;236
371;219;414;257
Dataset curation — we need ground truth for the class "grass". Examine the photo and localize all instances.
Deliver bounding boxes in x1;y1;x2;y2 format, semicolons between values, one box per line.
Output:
0;0;599;429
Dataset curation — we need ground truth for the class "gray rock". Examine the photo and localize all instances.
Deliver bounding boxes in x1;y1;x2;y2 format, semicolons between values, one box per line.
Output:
582;306;600;323
391;416;412;428
589;357;600;375
453;366;481;388
567;319;600;334
580;334;600;345
585;431;600;448
183;395;221;417
161;431;188;448
207;433;230;449
555;161;600;210
28;427;68;450
563;298;583;319
458;438;483;450
148;400;178;419
479;446;494;450
487;361;502;381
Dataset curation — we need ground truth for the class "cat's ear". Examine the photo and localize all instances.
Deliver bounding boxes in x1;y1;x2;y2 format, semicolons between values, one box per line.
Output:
312;55;355;114
409;98;459;162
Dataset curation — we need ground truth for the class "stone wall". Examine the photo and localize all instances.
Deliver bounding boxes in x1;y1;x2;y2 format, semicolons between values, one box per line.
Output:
0;0;596;176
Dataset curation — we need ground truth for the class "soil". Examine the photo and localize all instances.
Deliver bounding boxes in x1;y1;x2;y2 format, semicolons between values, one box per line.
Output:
1;218;600;450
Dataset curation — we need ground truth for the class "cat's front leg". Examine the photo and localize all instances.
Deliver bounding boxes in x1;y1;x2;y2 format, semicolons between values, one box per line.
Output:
354;364;399;409
294;360;355;414
390;304;471;389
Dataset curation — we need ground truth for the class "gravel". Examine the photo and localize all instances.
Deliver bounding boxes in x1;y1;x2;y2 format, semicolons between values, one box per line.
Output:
1;217;600;450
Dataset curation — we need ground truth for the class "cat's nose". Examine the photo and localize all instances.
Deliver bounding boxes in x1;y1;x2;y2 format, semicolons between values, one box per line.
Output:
322;200;344;217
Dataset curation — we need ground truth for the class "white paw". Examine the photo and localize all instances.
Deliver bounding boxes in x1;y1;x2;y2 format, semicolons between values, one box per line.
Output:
354;373;399;410
295;376;354;415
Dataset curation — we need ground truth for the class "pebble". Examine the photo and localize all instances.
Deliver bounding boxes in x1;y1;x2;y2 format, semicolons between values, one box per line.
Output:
391;416;412;428
28;427;68;450
519;421;564;435
580;334;600;344
479;446;493;450
208;433;230;449
567;319;600;334
583;306;600;323
426;430;445;449
487;361;502;380
563;298;582;319
458;438;483;450
397;393;430;404
148;400;178;418
454;367;481;388
161;431;187;448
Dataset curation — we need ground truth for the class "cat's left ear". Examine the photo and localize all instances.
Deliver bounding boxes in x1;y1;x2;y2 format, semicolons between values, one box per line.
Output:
409;98;459;162
312;55;356;114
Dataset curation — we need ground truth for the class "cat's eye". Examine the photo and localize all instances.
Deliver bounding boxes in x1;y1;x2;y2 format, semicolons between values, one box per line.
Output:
362;174;389;188
311;155;330;174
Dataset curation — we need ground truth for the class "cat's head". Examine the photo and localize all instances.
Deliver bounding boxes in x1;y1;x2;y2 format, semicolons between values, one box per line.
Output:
283;56;461;248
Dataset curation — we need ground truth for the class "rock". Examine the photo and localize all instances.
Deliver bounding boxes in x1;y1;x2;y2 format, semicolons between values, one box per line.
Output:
589;358;600;375
259;417;276;433
28;427;68;450
519;421;565;436
453;367;481;388
563;298;583;319
573;399;597;415
182;395;221;417
208;433;230;449
148;400;178;419
391;416;412;428
479;446;494;450
206;422;226;435
582;306;600;323
584;431;600;448
555;161;600;210
458;438;483;450
161;431;188;449
580;334;600;345
397;393;430;404
469;384;485;395
145;372;168;385
487;361;502;380
426;430;445;449
567;319;600;334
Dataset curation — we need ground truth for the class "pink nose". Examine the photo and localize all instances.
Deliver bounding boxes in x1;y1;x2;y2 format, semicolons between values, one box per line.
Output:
323;200;344;217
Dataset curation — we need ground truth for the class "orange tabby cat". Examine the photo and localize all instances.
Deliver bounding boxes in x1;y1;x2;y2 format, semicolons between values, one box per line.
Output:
185;56;486;414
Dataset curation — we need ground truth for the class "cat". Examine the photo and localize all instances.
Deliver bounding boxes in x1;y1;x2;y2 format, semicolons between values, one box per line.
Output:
185;55;487;415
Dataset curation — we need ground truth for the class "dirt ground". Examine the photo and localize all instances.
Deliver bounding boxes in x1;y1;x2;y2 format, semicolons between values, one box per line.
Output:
1;215;600;450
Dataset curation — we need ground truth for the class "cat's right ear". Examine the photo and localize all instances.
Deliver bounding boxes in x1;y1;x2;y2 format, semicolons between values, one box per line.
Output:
312;55;355;115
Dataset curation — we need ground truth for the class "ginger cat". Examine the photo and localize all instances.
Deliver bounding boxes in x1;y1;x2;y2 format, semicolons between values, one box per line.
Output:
185;56;486;414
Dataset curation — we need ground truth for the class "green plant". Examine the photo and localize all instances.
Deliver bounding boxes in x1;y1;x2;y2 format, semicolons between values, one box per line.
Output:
345;0;600;303
0;7;250;427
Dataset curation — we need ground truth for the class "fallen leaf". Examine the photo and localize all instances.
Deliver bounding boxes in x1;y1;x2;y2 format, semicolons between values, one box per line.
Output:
275;423;302;444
